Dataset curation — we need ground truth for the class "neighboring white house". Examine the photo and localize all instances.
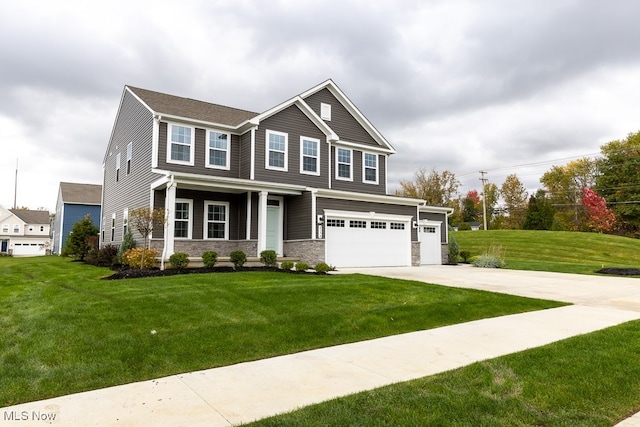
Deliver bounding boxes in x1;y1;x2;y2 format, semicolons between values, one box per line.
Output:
0;206;52;256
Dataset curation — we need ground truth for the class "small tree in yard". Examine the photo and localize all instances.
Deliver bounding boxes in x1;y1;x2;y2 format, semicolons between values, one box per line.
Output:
62;214;99;261
582;187;616;232
129;207;165;268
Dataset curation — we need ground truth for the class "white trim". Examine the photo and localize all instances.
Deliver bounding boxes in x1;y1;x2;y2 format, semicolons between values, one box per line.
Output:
299;136;320;176
126;142;133;175
246;191;252;240
333;139;393;154
174;198;193;240
122;208;128;236
335;147;353;181
257;191;268;254
362;152;379;185
203;201;230;240
152;116;160;168
265;129;288;171
324;209;412;223
110;213;116;242
205;129;231;170
267;195;284;256
115;153;121;182
166;122;195;166
315;188;426;206
311;189;317;240
250;127;256;180
327;138;332;189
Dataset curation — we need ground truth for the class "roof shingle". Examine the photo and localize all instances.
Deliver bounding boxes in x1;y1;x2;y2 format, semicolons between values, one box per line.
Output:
60;182;102;204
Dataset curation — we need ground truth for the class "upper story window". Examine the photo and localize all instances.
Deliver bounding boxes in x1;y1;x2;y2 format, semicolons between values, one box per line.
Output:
363;152;378;184
320;103;331;121
174;199;192;239
266;130;288;171
13;225;19;234
204;201;229;239
336;147;352;181
40;225;45;232
2;224;8;233
300;137;320;175
126;142;132;174
123;208;128;235
207;131;230;170
115;153;121;182
168;124;195;165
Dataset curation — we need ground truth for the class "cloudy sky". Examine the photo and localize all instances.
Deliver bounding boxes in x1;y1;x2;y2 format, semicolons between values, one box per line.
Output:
2;0;640;212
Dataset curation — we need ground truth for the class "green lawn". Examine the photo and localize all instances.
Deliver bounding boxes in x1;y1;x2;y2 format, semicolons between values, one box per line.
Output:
0;256;564;407
453;230;640;274
249;320;640;427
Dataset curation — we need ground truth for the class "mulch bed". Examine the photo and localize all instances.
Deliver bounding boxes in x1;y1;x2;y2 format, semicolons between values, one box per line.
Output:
596;267;640;276
102;266;323;280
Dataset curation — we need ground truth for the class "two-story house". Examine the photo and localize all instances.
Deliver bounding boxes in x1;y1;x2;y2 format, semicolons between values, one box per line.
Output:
101;80;451;268
52;182;102;254
0;206;52;256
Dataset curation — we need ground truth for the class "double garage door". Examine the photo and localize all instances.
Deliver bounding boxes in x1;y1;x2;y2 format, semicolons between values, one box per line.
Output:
324;210;412;268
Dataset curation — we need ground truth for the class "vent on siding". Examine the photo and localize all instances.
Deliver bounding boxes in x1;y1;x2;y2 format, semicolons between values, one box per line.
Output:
320;103;331;121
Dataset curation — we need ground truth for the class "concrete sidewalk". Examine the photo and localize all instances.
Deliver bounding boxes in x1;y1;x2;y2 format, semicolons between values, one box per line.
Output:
2;266;640;426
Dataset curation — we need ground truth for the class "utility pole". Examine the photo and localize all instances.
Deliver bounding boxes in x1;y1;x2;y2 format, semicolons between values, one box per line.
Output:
13;158;18;210
479;170;488;230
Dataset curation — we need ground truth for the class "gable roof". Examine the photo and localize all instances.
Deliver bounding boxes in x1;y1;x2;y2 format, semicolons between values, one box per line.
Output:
127;86;258;127
10;209;50;224
59;182;102;205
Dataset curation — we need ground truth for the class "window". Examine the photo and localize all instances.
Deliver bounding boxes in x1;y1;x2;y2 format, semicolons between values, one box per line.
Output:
300;137;319;175
207;131;230;169
320;103;331;121
168;124;194;165
174;200;192;239
390;222;405;230
350;220;366;228
423;226;436;233
115;153;121;182
126;142;132;174
13;225;19;233
371;221;387;229
123;208;128;236
111;213;116;241
363;152;378;184
40;226;44;232
2;224;8;233
266;130;288;171
326;219;345;227
204;202;229;239
28;226;34;232
336;147;352;180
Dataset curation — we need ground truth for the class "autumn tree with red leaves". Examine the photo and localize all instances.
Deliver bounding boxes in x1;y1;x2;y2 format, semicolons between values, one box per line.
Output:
581;187;616;232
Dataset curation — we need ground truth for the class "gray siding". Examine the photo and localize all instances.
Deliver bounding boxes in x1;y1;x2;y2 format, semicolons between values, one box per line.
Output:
239;131;252;180
254;105;329;187
303;88;379;147
157;122;242;178
102;90;157;247
317;197;418;241
330;148;387;195
419;211;448;243
285;193;312;240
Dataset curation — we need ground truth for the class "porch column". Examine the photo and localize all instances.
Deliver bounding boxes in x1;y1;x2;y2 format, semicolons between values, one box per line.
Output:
164;182;177;258
246;191;252;240
257;190;268;254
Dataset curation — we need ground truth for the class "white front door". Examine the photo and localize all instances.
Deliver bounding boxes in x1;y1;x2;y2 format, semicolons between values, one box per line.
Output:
266;198;283;255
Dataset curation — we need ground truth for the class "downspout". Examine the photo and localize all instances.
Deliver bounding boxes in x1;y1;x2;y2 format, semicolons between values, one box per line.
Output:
160;175;175;270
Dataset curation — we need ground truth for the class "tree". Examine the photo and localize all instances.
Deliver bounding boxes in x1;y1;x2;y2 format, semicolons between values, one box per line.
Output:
61;214;99;261
582;187;616;232
523;189;555;230
129;207;166;268
398;168;461;207
500;174;528;229
462;191;480;223
596;131;640;236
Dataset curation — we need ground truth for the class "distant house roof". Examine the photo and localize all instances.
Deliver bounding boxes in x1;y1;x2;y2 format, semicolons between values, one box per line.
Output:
10;209;50;224
127;86;258;127
60;182;102;205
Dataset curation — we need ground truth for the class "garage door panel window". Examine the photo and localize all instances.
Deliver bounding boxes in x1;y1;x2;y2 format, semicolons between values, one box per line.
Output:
390;222;405;230
350;220;366;228
370;221;386;229
326;219;345;227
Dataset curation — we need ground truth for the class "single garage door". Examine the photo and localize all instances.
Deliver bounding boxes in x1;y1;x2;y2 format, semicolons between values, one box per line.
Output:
324;210;412;268
12;242;44;256
419;221;442;265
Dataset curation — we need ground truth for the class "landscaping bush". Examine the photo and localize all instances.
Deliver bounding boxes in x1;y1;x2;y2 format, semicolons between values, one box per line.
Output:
472;244;506;268
118;230;137;263
229;250;247;269
202;251;218;268
260;250;278;267
86;244;119;267
457;222;472;231
122;247;158;269
459;250;472;263
448;235;460;265
280;261;294;271
169;252;190;270
295;262;309;272
314;262;331;273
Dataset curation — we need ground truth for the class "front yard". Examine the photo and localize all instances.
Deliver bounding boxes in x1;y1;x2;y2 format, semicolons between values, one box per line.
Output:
0;256;564;406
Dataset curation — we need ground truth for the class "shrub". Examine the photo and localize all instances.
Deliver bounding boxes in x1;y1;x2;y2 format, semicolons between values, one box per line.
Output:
314;262;331;273
457;222;472;231
229;250;247;269
202;251;218;268
295;262;309;272
260;250;278;267
472;244;506;268
122;247;158;269
459;250;472;263
62;215;99;261
86;245;119;267
448;235;460;264
169;252;190;270
280;261;294;271
118;230;137;263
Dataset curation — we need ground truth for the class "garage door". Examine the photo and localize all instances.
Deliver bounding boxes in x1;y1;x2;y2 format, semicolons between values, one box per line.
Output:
12;242;45;256
324;210;412;268
419;221;442;265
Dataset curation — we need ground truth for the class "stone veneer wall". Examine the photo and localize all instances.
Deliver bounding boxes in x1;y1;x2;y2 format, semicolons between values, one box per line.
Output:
411;242;420;266
283;239;325;266
150;239;258;257
441;243;449;264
